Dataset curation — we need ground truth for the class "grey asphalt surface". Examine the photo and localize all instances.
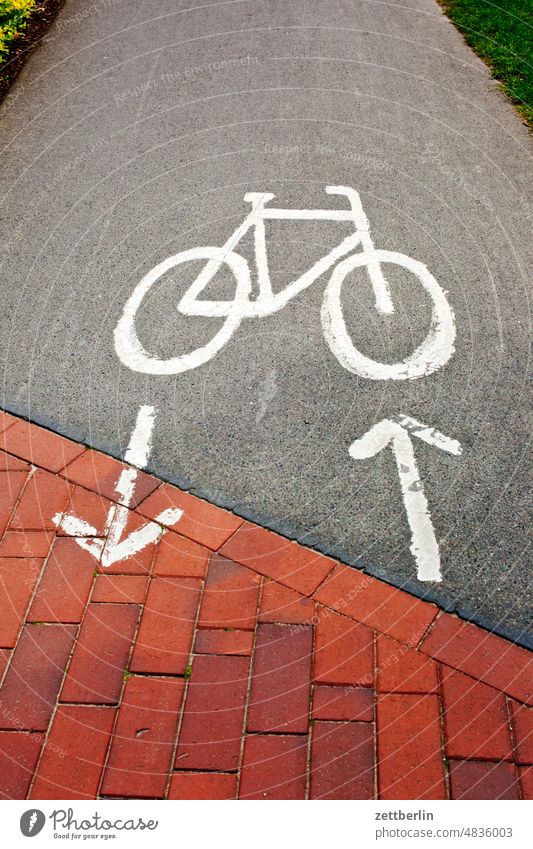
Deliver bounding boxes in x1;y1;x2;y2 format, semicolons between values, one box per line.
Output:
0;0;531;643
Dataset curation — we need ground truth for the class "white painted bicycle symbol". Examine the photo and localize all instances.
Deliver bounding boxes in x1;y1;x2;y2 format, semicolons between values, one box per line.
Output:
115;186;456;380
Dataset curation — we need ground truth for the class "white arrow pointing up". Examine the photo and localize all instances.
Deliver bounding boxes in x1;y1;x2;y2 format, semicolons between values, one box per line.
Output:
349;415;461;582
53;405;183;567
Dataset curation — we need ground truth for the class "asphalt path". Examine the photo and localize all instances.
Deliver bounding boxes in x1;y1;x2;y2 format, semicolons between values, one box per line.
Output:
0;0;531;642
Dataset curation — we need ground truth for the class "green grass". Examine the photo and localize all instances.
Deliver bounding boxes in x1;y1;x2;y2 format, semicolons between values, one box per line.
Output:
439;0;533;125
0;1;37;61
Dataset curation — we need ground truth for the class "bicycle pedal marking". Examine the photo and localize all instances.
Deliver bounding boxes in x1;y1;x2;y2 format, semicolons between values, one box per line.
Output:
349;415;462;582
114;185;456;380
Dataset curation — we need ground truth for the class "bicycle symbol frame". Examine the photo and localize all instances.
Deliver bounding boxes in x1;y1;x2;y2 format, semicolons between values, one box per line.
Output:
114;185;456;380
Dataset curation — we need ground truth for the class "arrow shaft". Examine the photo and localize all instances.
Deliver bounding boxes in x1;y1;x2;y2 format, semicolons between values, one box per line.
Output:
123;405;157;469
391;431;441;582
101;407;158;559
105;503;130;547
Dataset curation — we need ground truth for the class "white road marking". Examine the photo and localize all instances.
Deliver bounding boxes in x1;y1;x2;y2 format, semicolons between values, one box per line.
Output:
57;514;100;539
349;416;461;582
114;247;251;374
321;249;456;380
114;186;456;380
395;414;462;456
123;404;157;467
52;405;183;567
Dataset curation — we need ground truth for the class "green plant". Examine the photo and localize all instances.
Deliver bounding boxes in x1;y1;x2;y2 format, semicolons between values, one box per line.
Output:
439;0;532;125
184;664;193;681
0;1;37;61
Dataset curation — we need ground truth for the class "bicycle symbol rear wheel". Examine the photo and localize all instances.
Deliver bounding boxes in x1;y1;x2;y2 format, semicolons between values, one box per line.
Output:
114;247;251;375
321;249;456;380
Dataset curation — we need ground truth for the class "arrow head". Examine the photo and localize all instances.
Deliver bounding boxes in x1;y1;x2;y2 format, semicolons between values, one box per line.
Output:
349;418;404;460
100;506;183;567
396;415;462;456
349;414;461;459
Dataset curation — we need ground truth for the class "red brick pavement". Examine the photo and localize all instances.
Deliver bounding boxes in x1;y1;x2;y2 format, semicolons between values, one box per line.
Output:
0;412;531;800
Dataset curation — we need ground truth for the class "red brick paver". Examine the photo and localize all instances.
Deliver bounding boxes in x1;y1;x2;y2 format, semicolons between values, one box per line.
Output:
0;557;43;647
0;648;10;679
259;579;314;624
0;624;76;731
91;575;149;604
509;701;533;765
448;760;520;800
130;577;201;675
194;628;254;656
175;654;249;771
153;532;211;578
377;634;438;694
519;765;533;800
0;411;18;432
60;604;139;704
9;469;70;532
239;734;307;799
198;554;260;630
312;684;373;722
28;538;94;624
220;523;335;595
0;530;53;558
138;484;243;549
315;564;437;645
247;622;312;733
377;693;446;800
30;705;115;799
0;421;84;474
169;772;236;800
313;607;374;686
441;668;513;761
62;450;158;506
421;614;533;705
0;470;29;536
0;410;530;799
0;732;42;799
310;721;374;799
0;450;29;471
101;676;184;798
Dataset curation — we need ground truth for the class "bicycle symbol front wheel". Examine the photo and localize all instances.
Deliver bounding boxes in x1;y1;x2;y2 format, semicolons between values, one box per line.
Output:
321;249;456;380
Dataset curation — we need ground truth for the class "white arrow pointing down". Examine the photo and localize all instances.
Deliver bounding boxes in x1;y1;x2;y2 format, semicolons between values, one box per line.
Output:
53;405;183;567
349;414;461;582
